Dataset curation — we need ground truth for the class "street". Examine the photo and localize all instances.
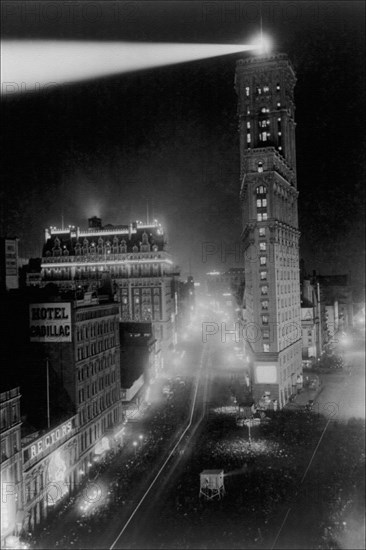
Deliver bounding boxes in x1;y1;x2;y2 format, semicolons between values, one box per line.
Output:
28;329;364;550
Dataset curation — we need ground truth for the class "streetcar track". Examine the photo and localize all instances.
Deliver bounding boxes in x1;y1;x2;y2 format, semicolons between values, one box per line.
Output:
109;342;211;549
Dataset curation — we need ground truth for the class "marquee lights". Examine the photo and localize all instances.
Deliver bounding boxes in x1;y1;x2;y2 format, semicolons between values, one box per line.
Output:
41;258;173;269
48;219;164;237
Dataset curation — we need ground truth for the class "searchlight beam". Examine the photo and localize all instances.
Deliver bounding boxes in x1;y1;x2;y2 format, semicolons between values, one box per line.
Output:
2;40;261;95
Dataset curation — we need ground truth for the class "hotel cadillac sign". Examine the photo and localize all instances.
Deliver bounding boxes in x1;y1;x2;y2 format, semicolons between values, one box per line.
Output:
29;303;72;342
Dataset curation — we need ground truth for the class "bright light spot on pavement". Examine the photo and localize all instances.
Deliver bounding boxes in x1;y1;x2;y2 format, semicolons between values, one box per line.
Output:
2;40;260;95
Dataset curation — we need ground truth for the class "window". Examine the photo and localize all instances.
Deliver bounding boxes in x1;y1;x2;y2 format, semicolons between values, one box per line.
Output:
259;227;266;237
260;256;267;266
261;300;269;310
260;271;267;280
263;85;269;93
262;315;269;325
262;329;270;339
260;242;266;251
258;161;263;173
277;102;281;108
262;213;268;220
276;83;280;91
247;134;251;143
245;86;250;96
261;286;268;295
263;344;270;352
246;121;251;129
257;186;267;195
257;213;262;221
260;119;270;128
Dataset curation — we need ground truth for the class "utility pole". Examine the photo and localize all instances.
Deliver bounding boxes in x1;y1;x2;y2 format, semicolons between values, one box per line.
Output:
46;357;50;429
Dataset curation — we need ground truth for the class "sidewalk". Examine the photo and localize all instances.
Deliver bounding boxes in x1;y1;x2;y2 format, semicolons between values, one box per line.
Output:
285;380;324;410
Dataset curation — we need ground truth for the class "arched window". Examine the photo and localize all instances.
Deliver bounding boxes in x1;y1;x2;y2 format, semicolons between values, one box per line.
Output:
97;237;104;255
120;240;127;254
83;239;89;254
113;236;119;253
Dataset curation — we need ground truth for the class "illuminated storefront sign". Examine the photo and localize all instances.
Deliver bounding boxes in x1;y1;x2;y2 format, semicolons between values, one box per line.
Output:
255;364;277;384
24;419;75;463
29;303;72;342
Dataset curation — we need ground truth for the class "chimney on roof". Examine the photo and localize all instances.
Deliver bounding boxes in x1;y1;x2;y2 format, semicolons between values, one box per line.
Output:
88;216;102;229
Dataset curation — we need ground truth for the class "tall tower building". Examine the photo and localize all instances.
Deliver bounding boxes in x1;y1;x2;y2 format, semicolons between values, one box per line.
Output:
235;53;302;408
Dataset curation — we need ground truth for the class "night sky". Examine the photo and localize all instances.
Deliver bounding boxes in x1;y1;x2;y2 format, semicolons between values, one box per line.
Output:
1;1;365;289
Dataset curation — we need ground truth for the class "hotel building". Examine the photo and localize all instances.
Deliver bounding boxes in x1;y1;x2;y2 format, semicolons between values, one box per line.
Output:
36;217;179;356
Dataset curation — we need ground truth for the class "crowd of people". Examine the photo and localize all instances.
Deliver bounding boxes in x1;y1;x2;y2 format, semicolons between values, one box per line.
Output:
127;411;364;550
22;377;193;549
21;374;364;550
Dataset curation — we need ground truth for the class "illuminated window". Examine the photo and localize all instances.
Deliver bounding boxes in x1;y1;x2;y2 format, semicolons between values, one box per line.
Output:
259;227;266;237
257;186;267;195
260;256;267;266
262;213;268;220
263;344;270;352
277;102;281;108
263;85;269;93
262;315;269;324
260;242;266;251
245;86;250;96
257;87;262;95
260;271;267;280
276;83;280;91
262;300;269;310
261;286;268;295
258;161;263;173
246;121;251;129
247;134;251;143
257;213;262;221
261;131;268;141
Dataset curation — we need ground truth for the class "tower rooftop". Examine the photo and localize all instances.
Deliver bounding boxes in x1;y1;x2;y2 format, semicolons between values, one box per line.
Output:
236;53;295;77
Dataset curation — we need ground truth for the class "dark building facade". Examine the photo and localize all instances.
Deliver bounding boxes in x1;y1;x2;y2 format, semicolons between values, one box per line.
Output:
1;386;23;547
28;293;122;479
235;53;302;407
119;322;158;418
